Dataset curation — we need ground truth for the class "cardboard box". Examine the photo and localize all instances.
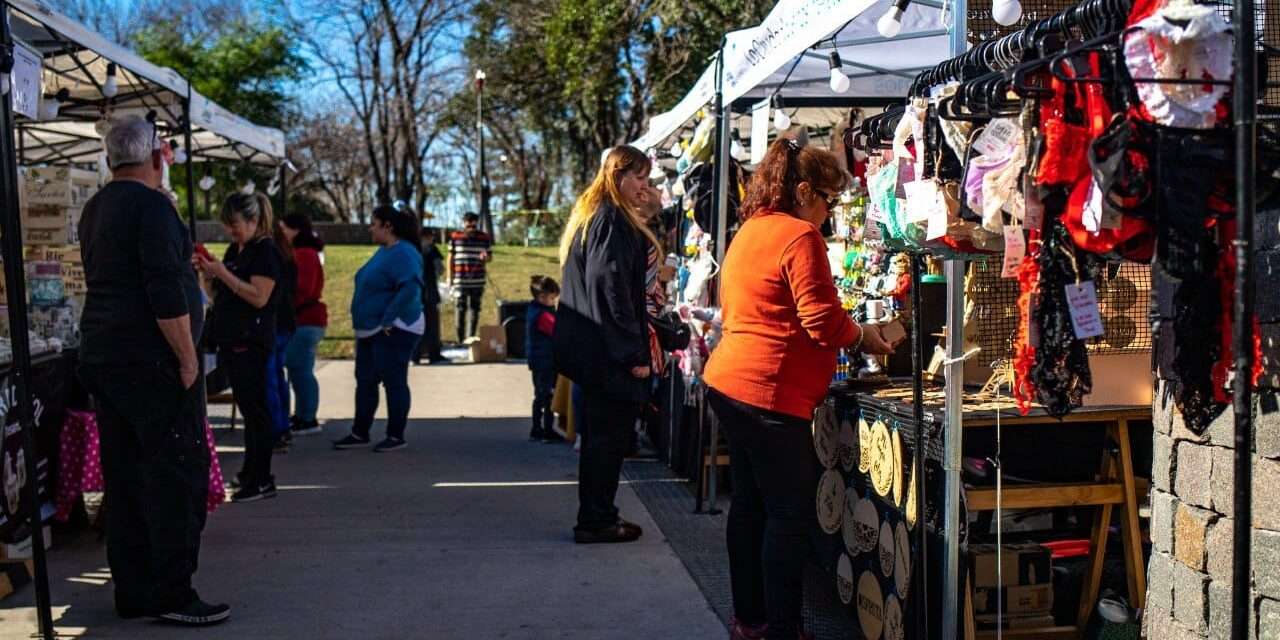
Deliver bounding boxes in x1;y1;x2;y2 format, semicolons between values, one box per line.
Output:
21;205;77;230
467;325;507;363
22;167;97;208
970;543;1053;588
22;226;71;245
974;613;1057;629
972;583;1054;616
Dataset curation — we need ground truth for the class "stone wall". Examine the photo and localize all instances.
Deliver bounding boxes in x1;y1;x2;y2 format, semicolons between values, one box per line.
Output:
1144;195;1280;638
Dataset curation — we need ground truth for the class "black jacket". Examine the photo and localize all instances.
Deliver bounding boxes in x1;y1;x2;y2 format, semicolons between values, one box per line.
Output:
553;203;649;403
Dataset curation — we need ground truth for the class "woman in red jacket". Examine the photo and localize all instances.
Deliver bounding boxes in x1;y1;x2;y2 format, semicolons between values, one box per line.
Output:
280;214;328;436
703;139;898;640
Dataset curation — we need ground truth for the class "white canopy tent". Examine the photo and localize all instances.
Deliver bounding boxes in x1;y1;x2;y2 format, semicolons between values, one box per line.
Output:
630;0;950;153
6;0;285;165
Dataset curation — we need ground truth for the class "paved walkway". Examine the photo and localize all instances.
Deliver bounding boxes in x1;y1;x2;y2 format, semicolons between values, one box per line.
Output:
0;360;725;639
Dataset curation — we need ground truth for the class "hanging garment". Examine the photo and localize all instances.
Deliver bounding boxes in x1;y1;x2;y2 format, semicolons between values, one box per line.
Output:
1123;3;1232;130
1027;217;1096;417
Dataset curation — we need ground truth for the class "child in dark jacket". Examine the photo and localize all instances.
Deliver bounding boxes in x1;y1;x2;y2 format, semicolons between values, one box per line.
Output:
526;276;561;442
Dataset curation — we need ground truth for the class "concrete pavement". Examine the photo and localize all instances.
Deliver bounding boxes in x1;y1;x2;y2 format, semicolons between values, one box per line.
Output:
0;360;725;639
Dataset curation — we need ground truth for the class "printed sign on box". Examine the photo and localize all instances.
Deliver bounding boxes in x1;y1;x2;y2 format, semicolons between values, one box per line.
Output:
23;168;98;208
9;40;41;120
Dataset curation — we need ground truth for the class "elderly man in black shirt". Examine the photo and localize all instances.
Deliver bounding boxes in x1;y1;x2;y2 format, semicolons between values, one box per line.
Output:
77;115;230;626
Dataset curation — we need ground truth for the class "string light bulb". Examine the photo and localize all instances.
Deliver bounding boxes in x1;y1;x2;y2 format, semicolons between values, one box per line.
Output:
877;0;911;38
40;89;67;121
198;175;216;191
669;141;683;158
828;52;850;93
991;0;1023;25
771;94;791;131
102;63;119;98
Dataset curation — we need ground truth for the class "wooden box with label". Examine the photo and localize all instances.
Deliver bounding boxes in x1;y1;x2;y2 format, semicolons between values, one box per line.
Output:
22;167;98;208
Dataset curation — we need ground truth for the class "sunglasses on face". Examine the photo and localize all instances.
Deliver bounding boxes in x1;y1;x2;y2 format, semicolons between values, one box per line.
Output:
813;188;841;209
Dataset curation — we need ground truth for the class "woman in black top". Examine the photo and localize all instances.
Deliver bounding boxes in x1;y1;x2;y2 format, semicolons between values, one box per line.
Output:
554;145;663;544
195;192;283;503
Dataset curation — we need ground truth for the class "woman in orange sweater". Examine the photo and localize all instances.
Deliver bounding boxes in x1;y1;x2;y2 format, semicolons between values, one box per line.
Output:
704;139;898;640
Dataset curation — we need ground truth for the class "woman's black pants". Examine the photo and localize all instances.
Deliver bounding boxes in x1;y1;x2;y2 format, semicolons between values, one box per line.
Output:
575;388;641;531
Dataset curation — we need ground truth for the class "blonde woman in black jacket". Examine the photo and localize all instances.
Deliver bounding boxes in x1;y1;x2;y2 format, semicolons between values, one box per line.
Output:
554;146;662;544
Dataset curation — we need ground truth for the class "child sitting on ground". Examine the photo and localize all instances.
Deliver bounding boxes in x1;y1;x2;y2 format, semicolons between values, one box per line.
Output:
525;276;561;442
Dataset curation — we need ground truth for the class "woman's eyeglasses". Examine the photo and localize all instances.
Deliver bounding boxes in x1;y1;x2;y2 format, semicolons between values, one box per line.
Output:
813;188;841;209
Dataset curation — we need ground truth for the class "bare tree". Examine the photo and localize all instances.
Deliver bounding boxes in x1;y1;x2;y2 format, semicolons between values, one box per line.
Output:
289;106;377;222
287;0;466;217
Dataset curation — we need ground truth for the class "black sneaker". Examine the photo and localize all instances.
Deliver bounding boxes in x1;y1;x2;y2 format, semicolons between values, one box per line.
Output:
333;434;371;450
231;481;277;503
152;599;231;626
291;419;322;436
373;437;407;453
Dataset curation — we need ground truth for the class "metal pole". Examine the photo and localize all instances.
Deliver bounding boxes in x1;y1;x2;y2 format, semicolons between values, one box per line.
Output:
181;97;209;431
909;254;929;639
939;4;968;635
1231;0;1257;636
475;73;491;234
0;5;54;638
703;37;729;516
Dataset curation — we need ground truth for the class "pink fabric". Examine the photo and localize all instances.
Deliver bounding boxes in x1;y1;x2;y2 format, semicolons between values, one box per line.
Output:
56;412;225;522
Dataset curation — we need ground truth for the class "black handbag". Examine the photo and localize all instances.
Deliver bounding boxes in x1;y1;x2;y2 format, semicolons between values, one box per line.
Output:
649;311;691;352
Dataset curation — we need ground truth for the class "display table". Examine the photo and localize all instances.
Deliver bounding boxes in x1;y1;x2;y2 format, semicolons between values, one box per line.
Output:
811;382;1150;640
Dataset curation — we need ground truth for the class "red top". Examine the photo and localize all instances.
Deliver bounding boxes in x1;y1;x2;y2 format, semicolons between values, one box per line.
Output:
293;247;328;328
535;310;556;336
704;211;859;419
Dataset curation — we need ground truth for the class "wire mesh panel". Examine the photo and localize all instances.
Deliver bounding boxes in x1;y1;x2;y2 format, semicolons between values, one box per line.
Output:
969;260;1153;367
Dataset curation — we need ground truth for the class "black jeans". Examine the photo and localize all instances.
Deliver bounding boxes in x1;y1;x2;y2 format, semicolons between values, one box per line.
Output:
455;287;483;343
530;367;557;438
707;388;819;640
416;302;444;361
353;329;421;441
222;346;275;487
576;388;641;531
80;362;209;616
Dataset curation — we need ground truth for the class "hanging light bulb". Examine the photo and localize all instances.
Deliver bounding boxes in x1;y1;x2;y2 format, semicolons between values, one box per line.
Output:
669;141;683;158
877;0;910;38
102;63;119;99
198;175;216;191
170;140;188;164
240;180;256;195
828;52;851;93
730;140;745;159
39;90;65;121
771;94;791;132
991;0;1023;26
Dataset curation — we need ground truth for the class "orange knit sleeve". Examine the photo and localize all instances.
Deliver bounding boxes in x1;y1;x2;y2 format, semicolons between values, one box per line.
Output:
779;230;859;349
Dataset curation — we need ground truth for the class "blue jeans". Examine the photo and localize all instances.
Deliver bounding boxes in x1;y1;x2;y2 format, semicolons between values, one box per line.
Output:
353;329;421;441
266;331;292;436
285;326;325;423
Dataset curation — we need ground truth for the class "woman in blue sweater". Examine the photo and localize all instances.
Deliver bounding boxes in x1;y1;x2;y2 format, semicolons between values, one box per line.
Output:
334;205;424;452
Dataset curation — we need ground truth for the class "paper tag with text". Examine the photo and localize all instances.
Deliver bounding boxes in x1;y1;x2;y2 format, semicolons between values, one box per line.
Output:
1023;174;1044;231
971;119;1020;158
1065;281;1105;340
926;198;948;240
903;180;940;223
1001;226;1026;278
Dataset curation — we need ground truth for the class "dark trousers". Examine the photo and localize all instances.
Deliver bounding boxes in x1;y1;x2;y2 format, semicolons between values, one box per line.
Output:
81;362;209;616
530;367;557;438
455;287;483;343
222;347;275;487
576;388;641;531
354;329;421;441
416;302;444;362
707;388;819;639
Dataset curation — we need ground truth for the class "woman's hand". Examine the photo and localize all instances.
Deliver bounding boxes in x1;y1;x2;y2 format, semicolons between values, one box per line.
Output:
857;323;900;355
630;366;651;379
195;254;231;281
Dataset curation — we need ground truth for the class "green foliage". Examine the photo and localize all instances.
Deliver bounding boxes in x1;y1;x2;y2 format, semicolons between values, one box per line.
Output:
133;20;306;220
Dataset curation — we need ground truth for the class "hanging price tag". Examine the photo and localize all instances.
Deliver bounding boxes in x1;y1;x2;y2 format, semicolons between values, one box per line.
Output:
903;180;940;223
926;196;948;241
863;219;884;244
1065;281;1105;339
1001;226;1026;278
971;119;1020;158
867;199;885;223
1023;173;1045;231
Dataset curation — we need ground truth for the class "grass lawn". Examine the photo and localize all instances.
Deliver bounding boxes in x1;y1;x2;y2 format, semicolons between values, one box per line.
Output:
208;243;560;358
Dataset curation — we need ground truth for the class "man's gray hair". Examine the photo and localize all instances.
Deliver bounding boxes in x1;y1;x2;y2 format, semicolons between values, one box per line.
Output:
104;115;158;170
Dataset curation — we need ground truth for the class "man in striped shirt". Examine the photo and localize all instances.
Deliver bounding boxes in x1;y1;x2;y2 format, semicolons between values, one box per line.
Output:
449;212;493;342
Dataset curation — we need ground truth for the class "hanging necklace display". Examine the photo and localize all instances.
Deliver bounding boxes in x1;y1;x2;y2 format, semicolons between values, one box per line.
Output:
858;417;873;474
891;428;905;507
884;593;905;640
878;519;895;578
894;520;912;597
817;469;846;534
837;553;855;605
905;458;919;530
813;402;840;470
838;417;857;472
850;492;880;555
869;419;895;497
857;570;885;640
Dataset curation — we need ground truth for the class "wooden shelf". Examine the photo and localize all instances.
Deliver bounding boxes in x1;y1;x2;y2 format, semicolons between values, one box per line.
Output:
967;482;1124;511
976;625;1079;640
